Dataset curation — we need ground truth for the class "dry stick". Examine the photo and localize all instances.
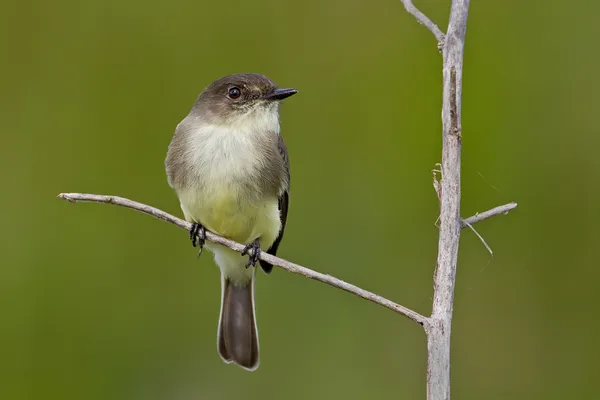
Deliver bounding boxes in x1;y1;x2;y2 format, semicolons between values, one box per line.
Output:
460;203;518;257
425;1;471;400
461;220;493;256
57;192;515;330
57;193;427;325
462;202;517;226
434;173;518;256
400;0;445;44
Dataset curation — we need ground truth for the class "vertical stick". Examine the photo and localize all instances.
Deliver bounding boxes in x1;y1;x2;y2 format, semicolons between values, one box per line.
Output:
427;2;470;400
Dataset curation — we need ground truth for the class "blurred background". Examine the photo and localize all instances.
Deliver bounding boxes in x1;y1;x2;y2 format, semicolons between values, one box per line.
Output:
2;0;599;399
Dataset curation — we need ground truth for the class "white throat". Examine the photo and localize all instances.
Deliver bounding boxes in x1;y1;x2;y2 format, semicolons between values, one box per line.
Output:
185;106;280;178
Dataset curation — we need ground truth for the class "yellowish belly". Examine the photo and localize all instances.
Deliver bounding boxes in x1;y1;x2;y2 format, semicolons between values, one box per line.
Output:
203;193;258;242
179;185;281;248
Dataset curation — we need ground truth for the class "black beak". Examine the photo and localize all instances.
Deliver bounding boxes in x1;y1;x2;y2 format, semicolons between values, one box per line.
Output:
264;88;298;101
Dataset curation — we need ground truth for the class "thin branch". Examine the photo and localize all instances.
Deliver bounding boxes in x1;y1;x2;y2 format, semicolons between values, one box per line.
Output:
461;219;493;256
57;193;429;326
400;0;445;44
433;165;517;255
461;202;518;226
57;192;516;332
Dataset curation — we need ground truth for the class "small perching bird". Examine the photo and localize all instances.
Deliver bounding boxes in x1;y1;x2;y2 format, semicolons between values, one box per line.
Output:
165;73;297;370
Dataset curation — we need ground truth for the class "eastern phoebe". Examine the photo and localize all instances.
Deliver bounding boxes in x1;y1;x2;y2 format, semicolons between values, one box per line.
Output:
165;73;297;371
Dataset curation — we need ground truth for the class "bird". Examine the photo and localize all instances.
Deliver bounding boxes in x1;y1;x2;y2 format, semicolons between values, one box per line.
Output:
165;73;297;370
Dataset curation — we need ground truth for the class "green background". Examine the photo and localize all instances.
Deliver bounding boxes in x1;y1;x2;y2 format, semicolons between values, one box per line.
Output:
2;0;599;399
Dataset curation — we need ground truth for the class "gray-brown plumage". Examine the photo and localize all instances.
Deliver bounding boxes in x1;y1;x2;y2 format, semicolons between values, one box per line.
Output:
165;73;296;370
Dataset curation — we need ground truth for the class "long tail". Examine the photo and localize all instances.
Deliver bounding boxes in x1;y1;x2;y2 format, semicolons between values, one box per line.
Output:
217;273;259;371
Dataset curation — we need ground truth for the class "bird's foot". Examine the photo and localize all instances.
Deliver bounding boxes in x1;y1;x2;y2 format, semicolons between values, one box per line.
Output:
190;222;206;257
241;238;261;268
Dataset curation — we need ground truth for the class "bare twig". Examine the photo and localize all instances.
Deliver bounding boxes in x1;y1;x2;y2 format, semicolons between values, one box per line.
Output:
57;192;516;333
400;0;445;45
461;202;518;226
461;219;493;256
426;1;470;399
433;166;517;256
57;193;429;326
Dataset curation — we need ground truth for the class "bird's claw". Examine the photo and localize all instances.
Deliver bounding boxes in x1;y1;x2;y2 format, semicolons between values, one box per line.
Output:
190;222;206;257
241;239;261;268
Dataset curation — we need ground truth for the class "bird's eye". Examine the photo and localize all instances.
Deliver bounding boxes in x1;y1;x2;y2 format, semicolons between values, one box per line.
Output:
228;87;241;99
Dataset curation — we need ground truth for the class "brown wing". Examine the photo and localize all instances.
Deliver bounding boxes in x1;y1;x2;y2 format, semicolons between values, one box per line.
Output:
260;135;290;274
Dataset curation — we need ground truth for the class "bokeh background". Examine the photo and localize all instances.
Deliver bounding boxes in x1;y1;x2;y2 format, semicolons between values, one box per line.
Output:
2;0;599;399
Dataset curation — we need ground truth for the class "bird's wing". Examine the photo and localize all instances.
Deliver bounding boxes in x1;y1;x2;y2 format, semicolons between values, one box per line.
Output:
260;135;290;274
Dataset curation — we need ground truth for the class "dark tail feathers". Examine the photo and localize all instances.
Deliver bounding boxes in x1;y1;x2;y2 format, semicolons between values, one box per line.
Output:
218;276;259;371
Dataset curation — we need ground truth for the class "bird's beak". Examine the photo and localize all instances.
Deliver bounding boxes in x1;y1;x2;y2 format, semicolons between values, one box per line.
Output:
264;88;298;101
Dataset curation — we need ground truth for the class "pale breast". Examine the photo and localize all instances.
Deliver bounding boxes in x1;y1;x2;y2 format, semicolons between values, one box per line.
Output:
173;121;283;244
